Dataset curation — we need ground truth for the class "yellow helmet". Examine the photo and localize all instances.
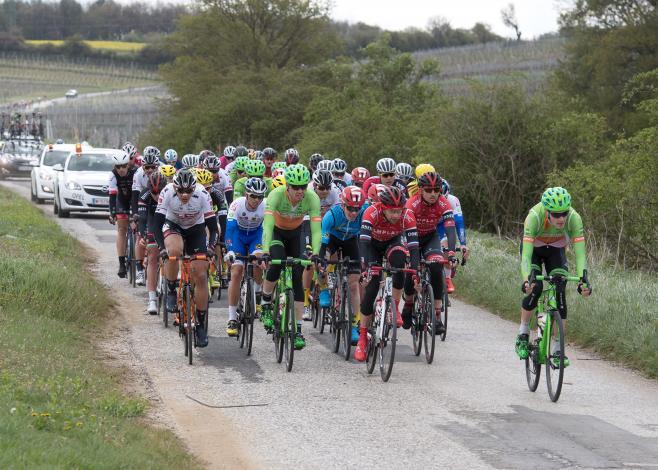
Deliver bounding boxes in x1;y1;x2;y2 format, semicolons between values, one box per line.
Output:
160;164;176;178
415;163;435;179
271;175;286;188
407;179;419;197
195;168;214;187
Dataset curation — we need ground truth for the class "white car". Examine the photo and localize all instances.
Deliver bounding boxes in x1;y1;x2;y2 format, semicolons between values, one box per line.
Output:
65;89;78;98
30;143;92;203
52;148;120;218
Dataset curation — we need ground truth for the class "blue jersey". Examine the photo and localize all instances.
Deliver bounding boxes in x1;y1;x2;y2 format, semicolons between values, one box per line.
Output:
321;204;365;244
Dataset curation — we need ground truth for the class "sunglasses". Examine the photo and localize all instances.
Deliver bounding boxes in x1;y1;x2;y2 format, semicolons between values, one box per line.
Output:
176;187;194;194
263;156;275;161
422;187;442;194
248;194;264;200
208;169;219;174
290;184;307;191
115;163;128;169
380;172;395;178
345;206;360;213
316;185;330;191
144;165;157;171
332;172;345;177
550;211;569;219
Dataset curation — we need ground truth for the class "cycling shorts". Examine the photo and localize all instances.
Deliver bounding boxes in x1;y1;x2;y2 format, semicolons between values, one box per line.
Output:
227;226;263;264
163;220;207;255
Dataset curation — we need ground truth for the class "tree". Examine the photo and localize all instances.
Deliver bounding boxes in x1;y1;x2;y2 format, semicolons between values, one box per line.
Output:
501;3;521;40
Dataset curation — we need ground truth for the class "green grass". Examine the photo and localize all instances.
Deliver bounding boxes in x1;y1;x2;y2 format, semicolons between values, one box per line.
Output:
0;187;197;468
456;232;658;378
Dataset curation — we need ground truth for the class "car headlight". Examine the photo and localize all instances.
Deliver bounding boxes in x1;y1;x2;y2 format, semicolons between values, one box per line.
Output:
40;171;53;181
65;181;82;190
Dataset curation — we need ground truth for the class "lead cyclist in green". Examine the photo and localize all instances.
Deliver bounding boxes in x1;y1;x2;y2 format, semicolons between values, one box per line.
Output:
259;163;322;350
515;187;592;366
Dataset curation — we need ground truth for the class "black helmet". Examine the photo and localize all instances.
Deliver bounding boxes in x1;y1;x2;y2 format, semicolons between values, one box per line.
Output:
173;168;197;191
204;155;221;171
284;148;300;165
312;169;333;188
262;147;277;159
199;149;215;162
309;153;324;171
235;145;248;157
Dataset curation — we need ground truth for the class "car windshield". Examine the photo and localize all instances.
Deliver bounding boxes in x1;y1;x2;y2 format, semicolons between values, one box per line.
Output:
4;140;43;157
42;150;70;167
66;153;115;172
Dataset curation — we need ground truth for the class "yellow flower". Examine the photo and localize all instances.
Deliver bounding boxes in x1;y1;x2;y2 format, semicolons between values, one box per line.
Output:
31;412;38;417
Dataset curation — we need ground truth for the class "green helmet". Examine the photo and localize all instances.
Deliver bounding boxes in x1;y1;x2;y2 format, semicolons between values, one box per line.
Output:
272;161;287;171
245;159;266;177
285;164;310;186
541;187;572;212
234;156;250;172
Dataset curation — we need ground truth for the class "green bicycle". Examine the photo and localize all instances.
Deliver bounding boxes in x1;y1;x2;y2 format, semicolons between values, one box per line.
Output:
270;257;313;372
524;268;581;402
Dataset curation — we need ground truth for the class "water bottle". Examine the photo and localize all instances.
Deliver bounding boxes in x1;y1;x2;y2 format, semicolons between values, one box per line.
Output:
537;313;546;338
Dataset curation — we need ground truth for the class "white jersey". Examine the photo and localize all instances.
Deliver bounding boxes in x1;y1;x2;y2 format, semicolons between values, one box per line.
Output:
304;183;340;221
227;197;265;231
446;194;462;217
132;166;150;193
156;183;214;229
225;160;236;175
215;168;232;193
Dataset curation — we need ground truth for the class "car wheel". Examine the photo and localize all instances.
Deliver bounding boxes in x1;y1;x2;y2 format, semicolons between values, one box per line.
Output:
53;194;59;214
30;180;37;202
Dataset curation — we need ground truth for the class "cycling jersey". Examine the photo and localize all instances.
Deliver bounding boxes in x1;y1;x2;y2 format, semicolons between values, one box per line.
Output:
521;202;587;280
131;165;159;214
225;197;265;257
308;182;341;216
438;193;467;246
320;204;365;243
360;203;420;267
362;175;407;196
406;194;454;237
155;183;215;229
262;186;322;254
108;167;136;215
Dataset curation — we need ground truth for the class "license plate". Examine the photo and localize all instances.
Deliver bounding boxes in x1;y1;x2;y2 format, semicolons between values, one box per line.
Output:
92;197;109;205
70;192;84;201
19;166;33;171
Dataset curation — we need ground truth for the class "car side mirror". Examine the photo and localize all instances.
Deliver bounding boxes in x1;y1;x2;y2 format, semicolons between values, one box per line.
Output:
52;164;63;171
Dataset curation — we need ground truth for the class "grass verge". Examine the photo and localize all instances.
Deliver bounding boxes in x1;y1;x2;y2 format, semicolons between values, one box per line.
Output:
0;187;197;468
455;231;658;378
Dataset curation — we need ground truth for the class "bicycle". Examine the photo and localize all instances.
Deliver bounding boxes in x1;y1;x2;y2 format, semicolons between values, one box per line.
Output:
326;254;357;361
156;255;168;327
270;257;313;372
411;255;449;364
364;262;417;382
126;224;137;288
524;268;581;402
235;254;259;356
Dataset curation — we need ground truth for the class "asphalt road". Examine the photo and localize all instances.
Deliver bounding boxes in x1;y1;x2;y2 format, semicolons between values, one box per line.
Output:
3;178;657;470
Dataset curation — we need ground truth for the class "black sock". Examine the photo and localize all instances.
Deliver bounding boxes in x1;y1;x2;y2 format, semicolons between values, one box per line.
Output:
196;310;206;327
167;280;178;292
119;256;126;267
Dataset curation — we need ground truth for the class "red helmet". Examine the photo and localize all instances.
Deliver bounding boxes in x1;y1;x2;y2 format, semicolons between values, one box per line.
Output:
417;171;442;190
148;170;164;194
379;185;406;208
351;167;370;185
367;183;385;204
340;186;366;208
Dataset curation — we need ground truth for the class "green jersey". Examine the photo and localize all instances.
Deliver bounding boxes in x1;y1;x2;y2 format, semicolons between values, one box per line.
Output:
262;186;322;254
233;176;273;199
521;202;587;280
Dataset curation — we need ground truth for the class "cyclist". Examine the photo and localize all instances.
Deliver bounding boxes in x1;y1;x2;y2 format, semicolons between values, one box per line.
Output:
259;164;322;350
362;157;407;195
137;169;167;314
108;151;137;278
331;158;352;188
196;168;224;291
302;169;340;320
131;146;161;286
220;145;236;169
316;159;333;173
309;153;324;173
318;186;367;347
233;159;272;199
395;162;413;188
224;178;267;336
261;147;277;178
515;187;591;367
228;156;250;185
437;178;468;293
351;167;370;188
181;154;200;170
122;142;139;169
163;149;180;170
203;155;231;239
408;163;436;197
355;186;420;362
154;169;218;347
284;148;300;166
401;172;457;334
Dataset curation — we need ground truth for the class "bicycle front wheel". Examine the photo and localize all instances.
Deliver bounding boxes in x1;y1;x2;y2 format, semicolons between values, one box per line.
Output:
411;293;422;357
366;328;377;374
185;285;194;365
274;288;284;364
331;287;341;354
285;289;295;372
423;285;437;364
525;313;541;392
379;296;397;382
244;279;254;356
545;310;565;402
341;282;353;361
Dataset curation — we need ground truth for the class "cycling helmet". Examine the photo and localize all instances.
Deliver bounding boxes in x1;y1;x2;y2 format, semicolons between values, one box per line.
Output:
173;168;197;191
262;147;277;160
309;153;324;171
396;162;413;180
247;148;256;159
234;156;249;173
541;187;571;212
312;170;333;188
55;138;64;144
160;164;176;178
351;167;370;185
379;186;406;208
407;179;419;197
142;151;160;166
317;159;333;172
367;183;385;203
285;164;310;185
163;149;178;164
143;146;161;162
204;155;221;171
245;159;266;177
112;151;130;166
284;148;300;165
122;142;137;159
271;175;286;188
223;145;237;159
376;157;396;174
181;154;199;168
272;168;286;178
199;149;215;162
272;161;287;170
235;145;248;157
254;150;263;160
415;163;435;179
148;170;165;194
340;186;366;208
441;178;451;195
418;171;442;190
195;168;214;187
331;158;347;174
245;177;267;196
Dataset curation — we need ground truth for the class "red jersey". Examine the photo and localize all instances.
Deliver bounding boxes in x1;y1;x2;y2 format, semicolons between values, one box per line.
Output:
359;203;419;249
406;194;455;237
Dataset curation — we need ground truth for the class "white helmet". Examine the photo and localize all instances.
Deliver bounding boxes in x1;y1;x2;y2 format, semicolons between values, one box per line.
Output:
317;160;333;172
376;157;396;174
395;162;413;179
331;158;347;173
181;154;200;168
113;151;130;166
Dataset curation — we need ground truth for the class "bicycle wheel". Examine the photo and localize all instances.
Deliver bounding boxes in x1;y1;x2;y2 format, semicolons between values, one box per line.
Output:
312;284;320;329
525;339;542;393
284;289;295;372
441;287;449;342
186;285;194;365
245;279;254;356
216;259;223;301
239;278;247;348
341;281;353;361
274;286;284;363
319;306;328;334
545;310;565;402
379;296;397;382
127;232;136;287
411;292;422;357
423;285;437;364
366;328;377;374
331;286;341;353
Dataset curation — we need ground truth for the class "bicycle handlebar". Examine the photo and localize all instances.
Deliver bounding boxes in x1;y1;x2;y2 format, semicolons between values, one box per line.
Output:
269;258;314;267
235;254;260;262
162;253;209;262
366;263;417;276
